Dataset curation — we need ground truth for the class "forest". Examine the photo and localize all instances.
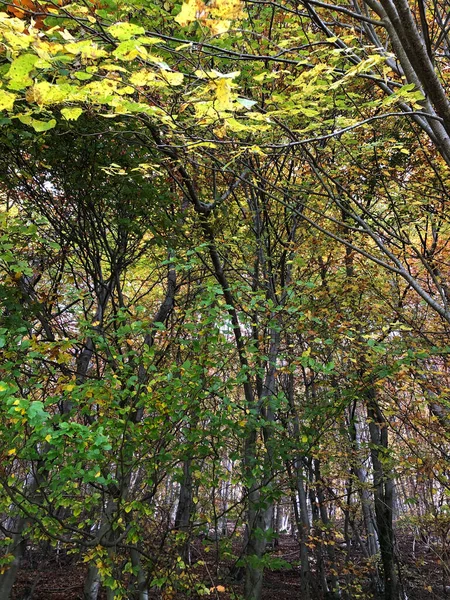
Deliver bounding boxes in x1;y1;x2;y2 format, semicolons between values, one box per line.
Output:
0;0;449;599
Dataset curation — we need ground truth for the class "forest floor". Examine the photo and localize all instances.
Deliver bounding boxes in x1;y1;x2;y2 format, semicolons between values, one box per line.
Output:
11;531;448;600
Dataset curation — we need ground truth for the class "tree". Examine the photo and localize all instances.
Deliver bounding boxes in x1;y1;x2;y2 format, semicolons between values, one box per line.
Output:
0;2;450;600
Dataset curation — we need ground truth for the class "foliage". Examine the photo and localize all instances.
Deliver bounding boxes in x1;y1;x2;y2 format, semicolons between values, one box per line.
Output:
0;1;450;600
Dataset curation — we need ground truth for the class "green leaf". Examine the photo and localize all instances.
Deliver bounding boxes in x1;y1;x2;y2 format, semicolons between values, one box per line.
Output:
30;118;57;132
27;401;49;426
107;22;146;41
61;107;83;121
75;71;93;81
7;54;38;90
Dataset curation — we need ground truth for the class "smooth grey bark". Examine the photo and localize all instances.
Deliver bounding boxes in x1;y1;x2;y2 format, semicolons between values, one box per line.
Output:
307;461;329;598
314;459;340;598
130;548;149;600
244;328;280;600
356;468;379;557
0;516;28;600
366;388;399;600
379;0;450;135
174;458;193;563
174;459;193;531
284;372;311;600
83;564;102;600
217;462;232;537
348;408;380;559
296;462;312;600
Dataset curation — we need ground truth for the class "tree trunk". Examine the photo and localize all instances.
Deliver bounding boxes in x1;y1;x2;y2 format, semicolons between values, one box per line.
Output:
367;390;399;600
83;564;102;600
174;458;193;563
244;328;279;600
296;462;312;600
130;548;149;600
284;371;312;600
314;459;340;598
348;407;379;558
0;516;28;600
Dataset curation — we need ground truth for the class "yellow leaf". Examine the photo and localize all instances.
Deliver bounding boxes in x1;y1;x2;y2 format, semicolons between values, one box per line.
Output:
45;434;52;442
226;117;250;132
137;36;164;46
7;448;16;456
253;72;266;82
214;77;236;111
116;85;135;95
130;70;157;87
61;107;83;121
175;0;206;26
0;14;25;33
205;18;231;34
65;41;108;60
99;63;129;73
159;71;184;86
7;54;38;90
19;117;57;132
107;22;145;41
3;31;32;51
112;40;148;61
29;81;67;106
212;0;246;20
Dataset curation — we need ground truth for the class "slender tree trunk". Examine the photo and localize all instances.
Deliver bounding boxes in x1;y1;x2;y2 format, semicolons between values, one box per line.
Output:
130;548;149;600
174;458;193;563
296;462;312;600
218;460;231;537
367;389;399;600
308;465;328;598
244;328;279;600
0;468;41;600
244;468;273;600
348;408;379;558
284;371;311;600
314;459;340;598
83;565;102;600
175;459;193;531
0;516;28;600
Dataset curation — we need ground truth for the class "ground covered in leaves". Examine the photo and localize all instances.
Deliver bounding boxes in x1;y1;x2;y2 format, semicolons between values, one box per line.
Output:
11;531;447;600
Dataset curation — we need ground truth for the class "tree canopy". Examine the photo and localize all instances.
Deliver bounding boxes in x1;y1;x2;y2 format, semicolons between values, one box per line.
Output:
0;1;450;600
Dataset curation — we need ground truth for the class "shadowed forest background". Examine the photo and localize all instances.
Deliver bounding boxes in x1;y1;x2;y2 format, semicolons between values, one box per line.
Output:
0;0;449;599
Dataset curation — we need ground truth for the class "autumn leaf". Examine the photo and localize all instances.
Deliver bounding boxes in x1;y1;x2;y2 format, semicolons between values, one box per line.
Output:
107;22;145;41
7;54;38;90
61;107;83;121
175;0;207;26
0;88;16;111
